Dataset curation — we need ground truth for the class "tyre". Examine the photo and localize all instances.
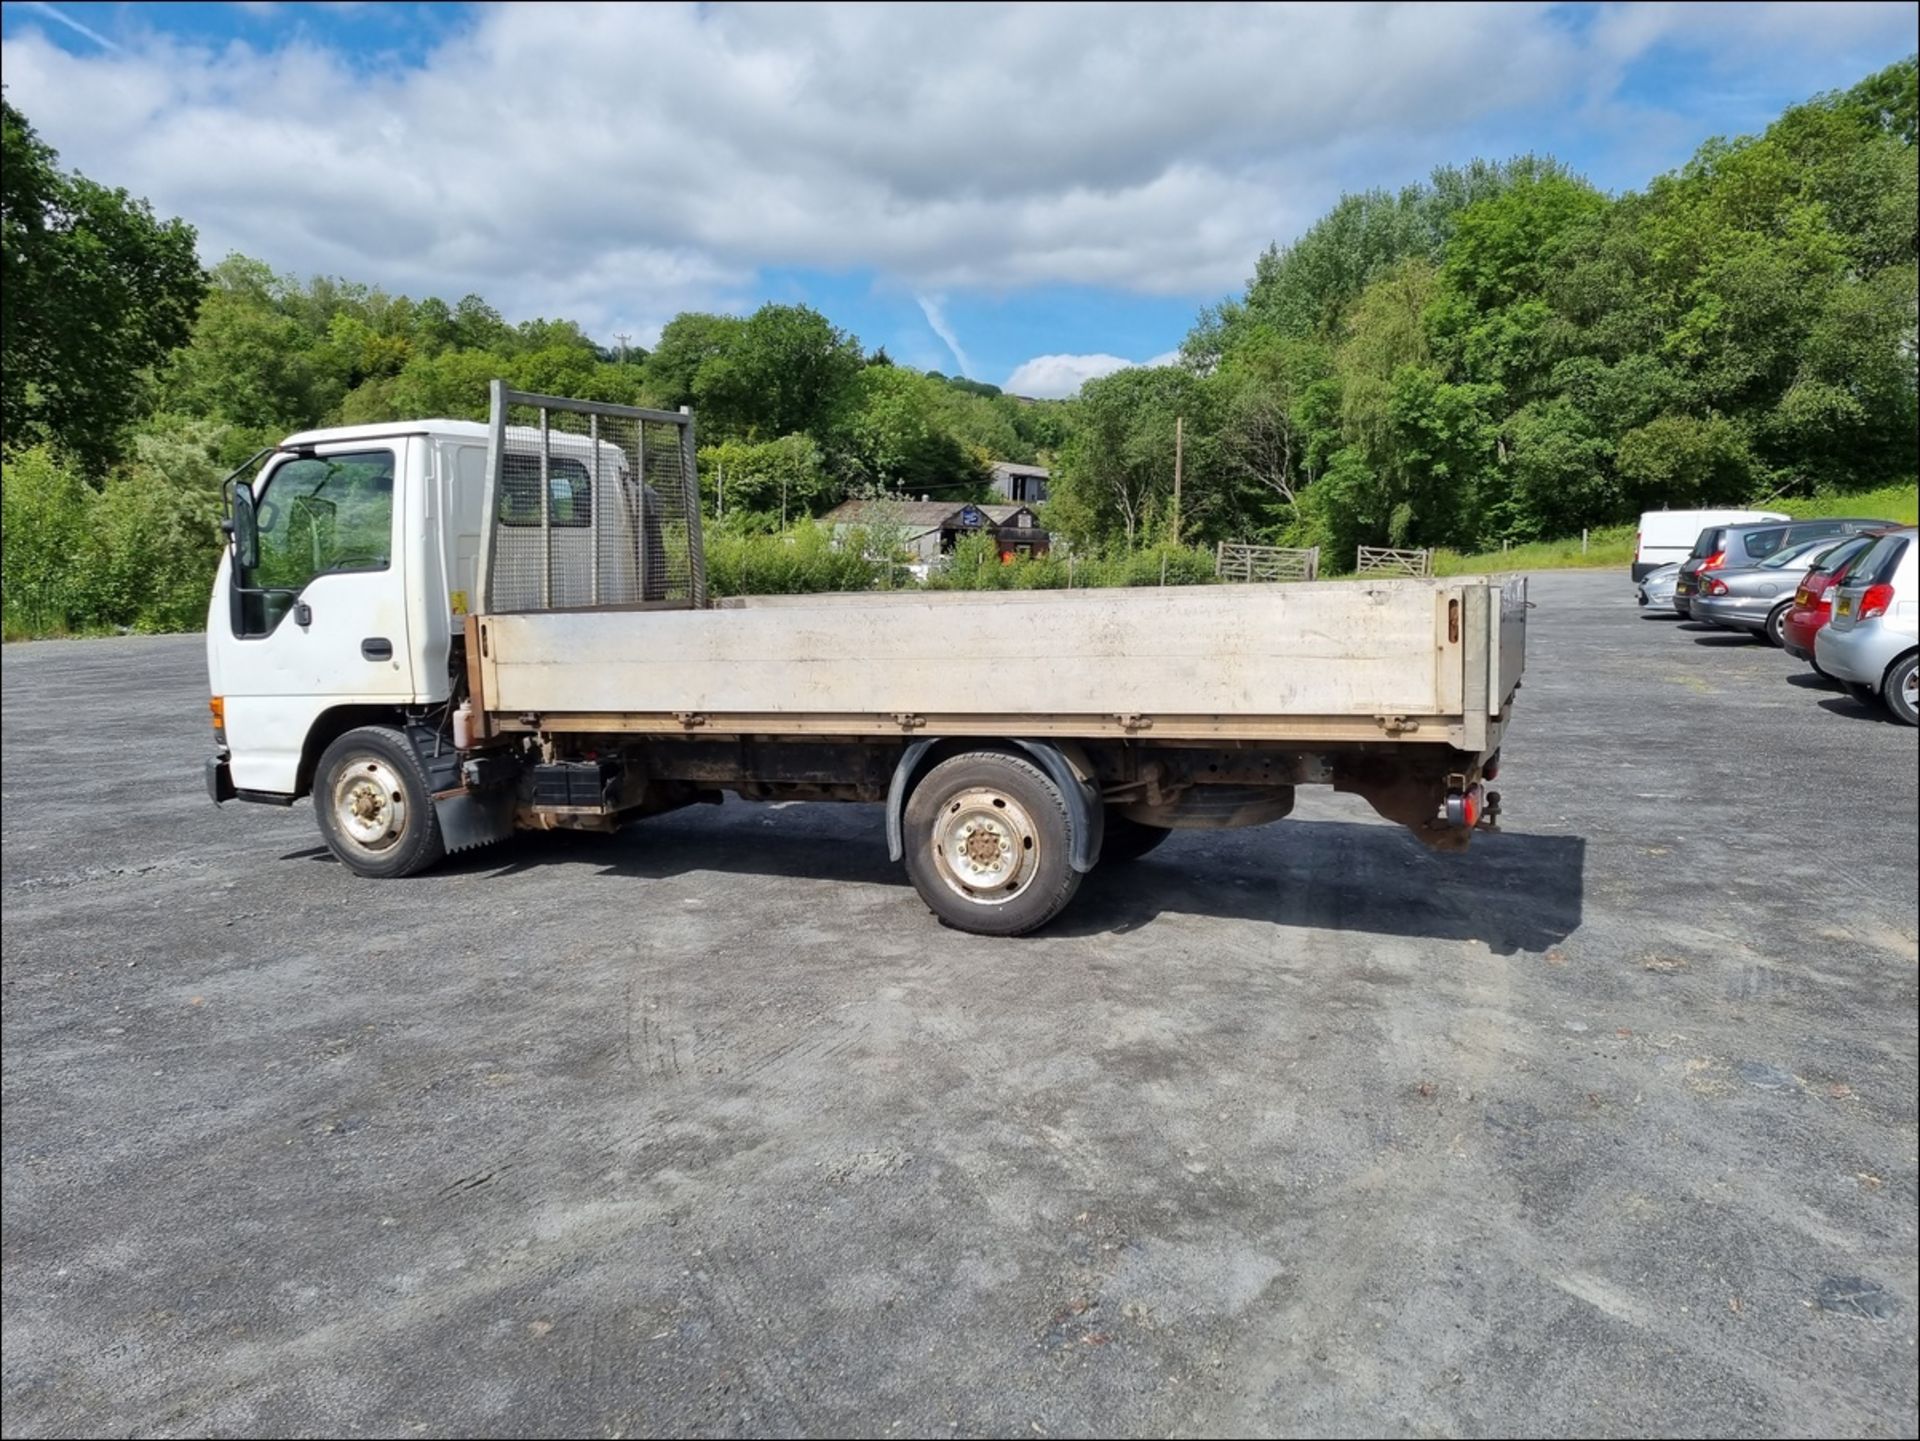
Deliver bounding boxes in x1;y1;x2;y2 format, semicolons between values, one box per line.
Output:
1884;653;1919;727
903;750;1082;936
313;725;446;878
1764;603;1790;648
1100;810;1173;863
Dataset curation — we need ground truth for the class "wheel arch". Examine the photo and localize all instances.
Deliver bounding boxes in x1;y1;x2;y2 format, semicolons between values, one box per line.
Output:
886;738;1104;871
296;704;410;798
1883;645;1919;691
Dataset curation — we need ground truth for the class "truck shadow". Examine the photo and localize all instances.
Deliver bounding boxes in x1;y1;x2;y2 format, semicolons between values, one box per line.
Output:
1055;822;1584;954
464;802;1585;956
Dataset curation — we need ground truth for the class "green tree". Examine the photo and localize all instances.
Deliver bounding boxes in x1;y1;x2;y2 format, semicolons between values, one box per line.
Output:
833;366;990;496
701;434;838;528
1;99;204;468
1049;366;1213;548
162;259;343;441
692;304;864;441
642;311;745;406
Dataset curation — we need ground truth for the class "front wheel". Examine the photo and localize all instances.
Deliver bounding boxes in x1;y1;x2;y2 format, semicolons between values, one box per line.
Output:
313;725;446;878
903;750;1082;936
1764;603;1790;648
1884;654;1919;726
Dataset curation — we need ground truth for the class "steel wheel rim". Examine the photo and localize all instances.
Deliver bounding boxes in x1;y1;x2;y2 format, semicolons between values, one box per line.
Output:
1905;666;1918;712
333;756;407;854
932;786;1039;906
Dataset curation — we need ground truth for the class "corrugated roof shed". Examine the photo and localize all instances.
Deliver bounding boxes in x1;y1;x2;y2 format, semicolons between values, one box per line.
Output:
822;499;971;529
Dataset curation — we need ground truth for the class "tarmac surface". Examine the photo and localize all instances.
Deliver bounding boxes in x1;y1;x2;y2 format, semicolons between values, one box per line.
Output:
3;571;1916;1437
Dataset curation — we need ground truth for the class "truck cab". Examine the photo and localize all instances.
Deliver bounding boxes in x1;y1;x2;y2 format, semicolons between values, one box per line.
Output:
206;422;491;802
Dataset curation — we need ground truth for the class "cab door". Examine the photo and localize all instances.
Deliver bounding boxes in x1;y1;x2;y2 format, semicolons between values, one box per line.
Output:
215;439;416;793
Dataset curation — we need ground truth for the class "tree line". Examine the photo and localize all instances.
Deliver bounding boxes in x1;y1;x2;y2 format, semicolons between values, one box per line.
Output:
4;58;1915;634
1046;58;1917;559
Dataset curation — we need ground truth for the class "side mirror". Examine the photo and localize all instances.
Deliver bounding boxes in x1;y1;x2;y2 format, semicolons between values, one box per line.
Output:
229;481;261;572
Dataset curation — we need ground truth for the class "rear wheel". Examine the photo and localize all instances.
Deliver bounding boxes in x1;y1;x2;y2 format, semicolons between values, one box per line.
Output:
313;725;445;878
1100;810;1173;863
1884;654;1918;726
903;751;1081;936
1764;602;1791;648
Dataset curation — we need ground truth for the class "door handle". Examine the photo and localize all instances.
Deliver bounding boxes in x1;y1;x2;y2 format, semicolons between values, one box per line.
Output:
361;637;393;661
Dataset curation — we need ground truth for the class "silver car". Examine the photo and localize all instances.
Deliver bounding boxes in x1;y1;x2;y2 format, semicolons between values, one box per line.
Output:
1688;536;1845;645
1816;528;1919;725
1636;562;1679;609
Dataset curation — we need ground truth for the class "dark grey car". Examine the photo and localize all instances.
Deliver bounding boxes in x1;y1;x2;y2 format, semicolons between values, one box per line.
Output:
1688;536;1844;644
1673;517;1899;616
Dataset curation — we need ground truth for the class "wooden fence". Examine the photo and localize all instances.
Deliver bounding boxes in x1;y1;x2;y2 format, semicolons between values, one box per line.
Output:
1215;542;1320;583
1355;545;1433;577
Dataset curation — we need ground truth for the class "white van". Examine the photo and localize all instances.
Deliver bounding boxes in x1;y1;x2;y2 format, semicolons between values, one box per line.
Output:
1633;508;1788;581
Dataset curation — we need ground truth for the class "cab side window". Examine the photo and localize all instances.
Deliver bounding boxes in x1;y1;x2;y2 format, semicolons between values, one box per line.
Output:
234;450;395;637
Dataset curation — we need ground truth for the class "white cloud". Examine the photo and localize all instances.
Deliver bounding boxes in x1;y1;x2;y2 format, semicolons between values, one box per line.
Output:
913;294;972;378
1001;353;1139;399
2;1;1912;343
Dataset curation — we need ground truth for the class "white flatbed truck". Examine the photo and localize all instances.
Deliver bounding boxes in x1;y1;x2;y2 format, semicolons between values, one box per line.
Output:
206;385;1526;935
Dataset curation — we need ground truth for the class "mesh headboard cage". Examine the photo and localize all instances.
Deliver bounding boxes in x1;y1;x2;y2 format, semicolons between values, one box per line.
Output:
477;382;706;613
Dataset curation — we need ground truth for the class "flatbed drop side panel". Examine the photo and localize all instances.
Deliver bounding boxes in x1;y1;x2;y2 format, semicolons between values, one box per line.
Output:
472;577;1520;748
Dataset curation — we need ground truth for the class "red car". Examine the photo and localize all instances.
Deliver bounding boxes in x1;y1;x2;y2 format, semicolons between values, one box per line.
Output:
1782;532;1884;669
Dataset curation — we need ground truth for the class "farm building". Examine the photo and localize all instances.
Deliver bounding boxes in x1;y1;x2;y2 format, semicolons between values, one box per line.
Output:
822;498;1051;564
989;461;1050;504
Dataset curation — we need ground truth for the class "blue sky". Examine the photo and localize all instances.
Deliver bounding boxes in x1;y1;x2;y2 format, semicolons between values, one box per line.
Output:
4;1;1915;394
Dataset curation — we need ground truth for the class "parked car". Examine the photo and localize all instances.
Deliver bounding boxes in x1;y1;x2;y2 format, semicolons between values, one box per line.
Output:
1815;528;1918;726
1688;536;1847;643
1781;533;1885;670
1632;508;1786;582
1636;562;1680;609
1673;517;1899;616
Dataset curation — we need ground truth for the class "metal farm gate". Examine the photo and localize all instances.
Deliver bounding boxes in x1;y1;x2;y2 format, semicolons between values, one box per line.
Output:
477;382;706;614
1215;542;1320;583
1355;545;1433;577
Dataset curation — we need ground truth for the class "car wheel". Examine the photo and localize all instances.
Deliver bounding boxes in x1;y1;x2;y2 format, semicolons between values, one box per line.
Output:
903;750;1082;936
313;725;446;878
1884;654;1919;727
1100;810;1173;864
1764;603;1790;647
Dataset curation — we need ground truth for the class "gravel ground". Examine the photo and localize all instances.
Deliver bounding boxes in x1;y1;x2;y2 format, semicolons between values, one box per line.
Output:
2;570;1915;1439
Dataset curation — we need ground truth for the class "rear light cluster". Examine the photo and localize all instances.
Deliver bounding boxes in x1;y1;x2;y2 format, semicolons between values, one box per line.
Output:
1700;550;1727;571
1860;583;1896;620
1704;578;1731;596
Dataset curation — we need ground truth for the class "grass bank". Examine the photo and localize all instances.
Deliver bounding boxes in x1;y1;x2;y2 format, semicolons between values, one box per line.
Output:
1432;482;1917;575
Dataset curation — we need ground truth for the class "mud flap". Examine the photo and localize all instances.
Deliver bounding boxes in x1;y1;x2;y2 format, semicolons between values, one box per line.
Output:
434;785;516;854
